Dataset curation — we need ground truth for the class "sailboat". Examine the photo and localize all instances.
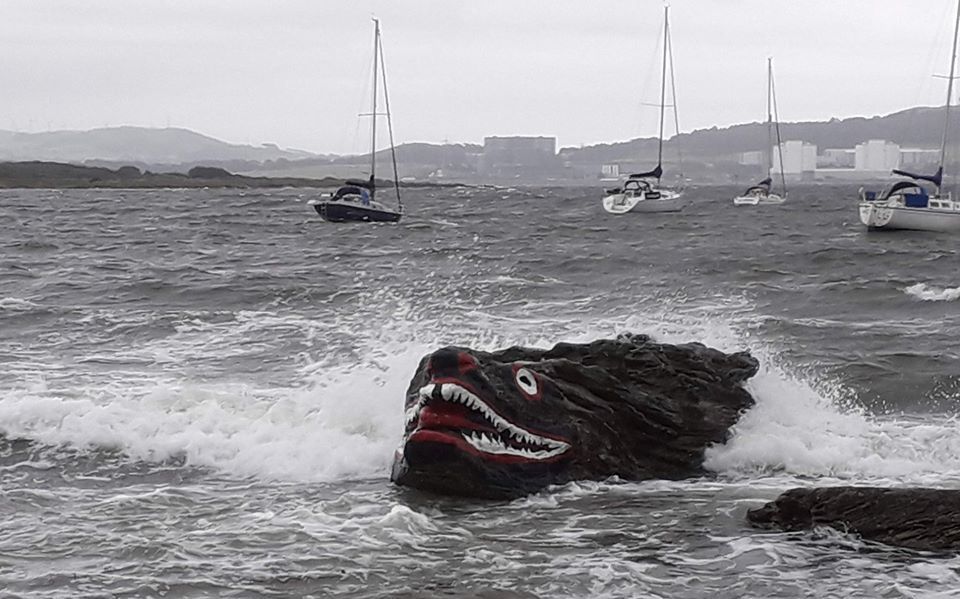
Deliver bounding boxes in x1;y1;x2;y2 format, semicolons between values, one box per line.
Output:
602;6;686;214
734;58;787;206
857;0;960;231
312;19;403;223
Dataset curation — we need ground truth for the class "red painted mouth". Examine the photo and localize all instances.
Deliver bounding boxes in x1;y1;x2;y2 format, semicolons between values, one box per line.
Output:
416;403;496;435
402;381;571;465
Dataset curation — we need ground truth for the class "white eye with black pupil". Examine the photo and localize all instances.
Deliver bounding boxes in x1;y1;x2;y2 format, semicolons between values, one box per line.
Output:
515;368;538;396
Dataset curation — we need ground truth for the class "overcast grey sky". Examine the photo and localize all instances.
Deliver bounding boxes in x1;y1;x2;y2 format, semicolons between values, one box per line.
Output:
2;1;958;155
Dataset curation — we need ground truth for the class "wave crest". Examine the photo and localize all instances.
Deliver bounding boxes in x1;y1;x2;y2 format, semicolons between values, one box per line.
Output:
905;283;960;302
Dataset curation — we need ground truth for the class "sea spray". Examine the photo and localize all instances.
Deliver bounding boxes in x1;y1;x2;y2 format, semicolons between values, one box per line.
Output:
905;282;960;302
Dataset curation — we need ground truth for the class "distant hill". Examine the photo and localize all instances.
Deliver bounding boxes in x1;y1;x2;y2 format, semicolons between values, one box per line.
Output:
242;106;960;184
2;107;956;184
561;106;957;165
0;126;319;166
240;141;483;180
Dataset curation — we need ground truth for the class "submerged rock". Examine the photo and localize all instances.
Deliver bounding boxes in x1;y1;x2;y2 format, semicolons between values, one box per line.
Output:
747;487;960;551
391;333;759;498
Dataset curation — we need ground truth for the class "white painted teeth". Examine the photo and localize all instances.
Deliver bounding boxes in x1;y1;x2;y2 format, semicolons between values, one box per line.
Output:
404;383;435;425
462;430;567;459
405;382;570;460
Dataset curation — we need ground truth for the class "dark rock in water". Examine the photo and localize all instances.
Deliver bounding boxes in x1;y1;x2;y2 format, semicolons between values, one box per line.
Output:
747;487;960;551
390;333;759;499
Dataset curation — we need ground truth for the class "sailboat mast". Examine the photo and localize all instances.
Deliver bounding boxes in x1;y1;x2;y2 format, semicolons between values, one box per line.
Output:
657;5;669;182
770;60;787;197
378;27;402;210
766;57;773;181
370;18;380;193
939;0;960;190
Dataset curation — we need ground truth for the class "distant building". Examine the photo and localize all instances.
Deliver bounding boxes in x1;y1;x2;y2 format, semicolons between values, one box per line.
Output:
900;147;939;169
814;142;938;180
478;136;560;179
818;148;856;169
855;139;900;173
738;150;764;166
773;140;817;179
600;163;620;178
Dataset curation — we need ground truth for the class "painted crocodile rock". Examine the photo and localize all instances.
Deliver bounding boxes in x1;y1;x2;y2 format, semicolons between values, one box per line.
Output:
747;486;960;551
390;333;759;498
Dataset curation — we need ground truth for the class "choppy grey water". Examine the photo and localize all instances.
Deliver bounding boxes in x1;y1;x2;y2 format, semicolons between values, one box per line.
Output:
2;185;960;598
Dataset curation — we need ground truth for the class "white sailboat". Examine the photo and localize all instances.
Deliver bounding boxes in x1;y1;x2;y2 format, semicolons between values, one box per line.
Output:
602;6;686;215
311;18;403;223
857;0;960;231
734;57;787;206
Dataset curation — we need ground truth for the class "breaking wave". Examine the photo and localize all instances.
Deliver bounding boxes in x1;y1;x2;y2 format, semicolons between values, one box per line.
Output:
904;282;960;302
2;289;959;490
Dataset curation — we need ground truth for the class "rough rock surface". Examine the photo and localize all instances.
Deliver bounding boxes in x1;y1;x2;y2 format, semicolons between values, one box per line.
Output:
391;333;759;498
747;486;960;551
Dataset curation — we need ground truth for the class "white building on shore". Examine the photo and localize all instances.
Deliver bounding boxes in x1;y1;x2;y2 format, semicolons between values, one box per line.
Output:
740;139;940;181
900;147;940;168
855;139;900;174
818;148;856;168
773;140;817;180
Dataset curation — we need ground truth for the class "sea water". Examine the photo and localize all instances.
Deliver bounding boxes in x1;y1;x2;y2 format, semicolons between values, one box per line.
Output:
2;186;960;597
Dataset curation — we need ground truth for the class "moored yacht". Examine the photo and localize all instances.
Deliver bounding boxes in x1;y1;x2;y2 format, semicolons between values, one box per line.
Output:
602;166;685;214
858;0;960;232
602;6;686;215
858;168;960;231
311;18;403;223
733;58;787;206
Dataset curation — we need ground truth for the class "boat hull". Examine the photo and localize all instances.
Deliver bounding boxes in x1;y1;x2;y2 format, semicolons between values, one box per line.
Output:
313;200;401;223
602;190;686;214
733;193;784;206
858;201;960;232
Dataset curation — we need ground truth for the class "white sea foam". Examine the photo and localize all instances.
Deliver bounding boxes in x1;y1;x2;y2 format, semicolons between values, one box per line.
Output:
613;307;960;486
904;282;960;302
0;375;402;482
706;355;960;485
4;292;960;487
0;297;40;311
0;320;438;482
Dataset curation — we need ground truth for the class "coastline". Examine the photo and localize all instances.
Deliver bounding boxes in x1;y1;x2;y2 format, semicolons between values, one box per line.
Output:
0;161;340;190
